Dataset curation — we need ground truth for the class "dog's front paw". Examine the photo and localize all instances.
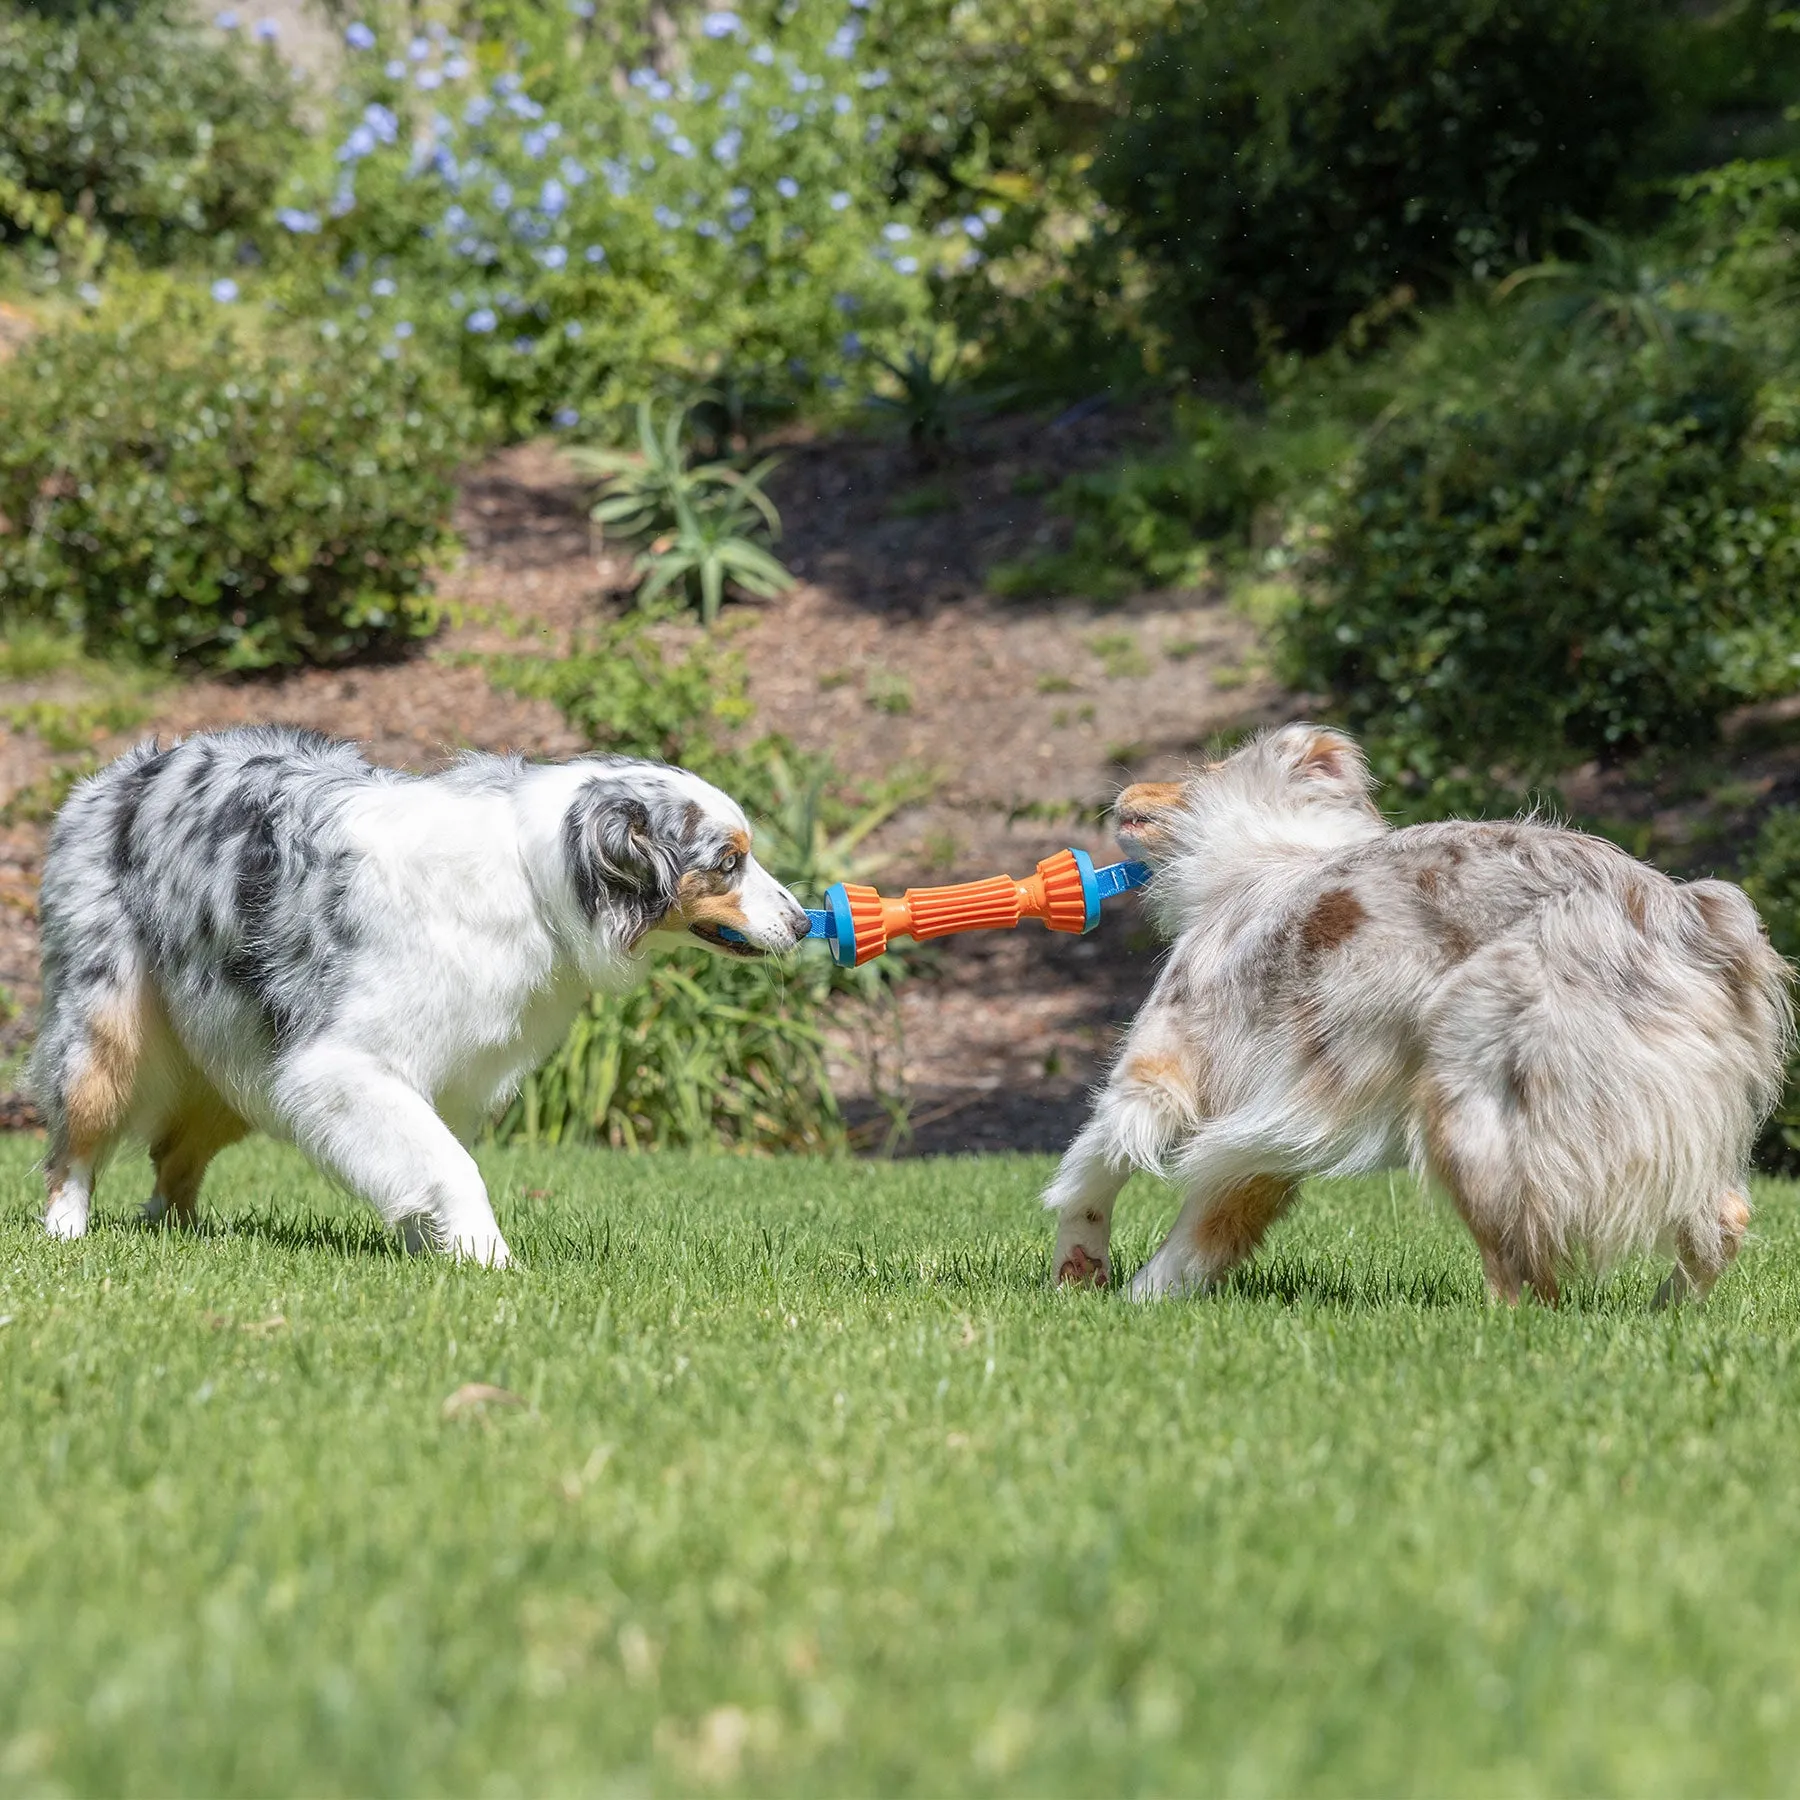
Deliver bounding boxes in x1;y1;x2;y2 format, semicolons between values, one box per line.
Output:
451;1230;512;1270
1056;1244;1109;1288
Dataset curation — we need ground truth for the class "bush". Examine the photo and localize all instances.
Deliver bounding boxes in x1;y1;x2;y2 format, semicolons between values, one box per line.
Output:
1741;806;1800;1171
0;3;300;261
1094;0;1663;369
277;4;939;433
0;293;471;670
987;400;1342;600
1283;314;1800;780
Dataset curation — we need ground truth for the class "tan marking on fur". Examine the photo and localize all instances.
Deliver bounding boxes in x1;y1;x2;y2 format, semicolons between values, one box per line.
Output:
151;1090;250;1222
64;995;145;1160
725;827;752;860
682;891;755;934
1114;782;1187;858
1623;881;1649;931
1416;866;1441;899
1300;887;1366;957
1124;1050;1196;1102
1192;1175;1294;1270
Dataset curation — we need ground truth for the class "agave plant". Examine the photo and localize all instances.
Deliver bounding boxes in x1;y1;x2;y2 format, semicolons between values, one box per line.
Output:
567;399;793;625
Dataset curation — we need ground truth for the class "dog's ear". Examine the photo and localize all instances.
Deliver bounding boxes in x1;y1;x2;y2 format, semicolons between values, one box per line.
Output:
564;781;682;940
1272;724;1374;802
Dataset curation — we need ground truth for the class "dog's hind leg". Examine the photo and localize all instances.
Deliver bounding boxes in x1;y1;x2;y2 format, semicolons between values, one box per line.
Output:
276;1049;511;1266
40;984;150;1240
1128;1162;1296;1302
145;1087;249;1229
1654;1187;1752;1308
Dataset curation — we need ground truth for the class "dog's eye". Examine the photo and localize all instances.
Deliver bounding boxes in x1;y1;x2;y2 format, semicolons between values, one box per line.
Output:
717;852;742;877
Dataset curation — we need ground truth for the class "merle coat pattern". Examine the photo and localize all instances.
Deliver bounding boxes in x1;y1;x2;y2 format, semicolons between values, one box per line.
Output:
1048;724;1793;1305
31;727;808;1264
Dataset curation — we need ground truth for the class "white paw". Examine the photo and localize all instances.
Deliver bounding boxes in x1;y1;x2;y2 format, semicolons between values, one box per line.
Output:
1127;1259;1212;1302
1054;1243;1110;1288
45;1197;89;1240
451;1231;512;1270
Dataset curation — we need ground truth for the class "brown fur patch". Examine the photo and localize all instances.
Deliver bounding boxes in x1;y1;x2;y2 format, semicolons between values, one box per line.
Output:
1623;882;1649;931
1300;887;1366;957
1416;866;1441;899
64;995;145;1159
1124;1050;1195;1100
681;891;754;935
1114;782;1187;858
151;1090;249;1220
1192;1176;1294;1270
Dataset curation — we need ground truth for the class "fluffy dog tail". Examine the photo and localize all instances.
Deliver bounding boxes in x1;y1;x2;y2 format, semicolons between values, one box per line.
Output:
1420;875;1792;1286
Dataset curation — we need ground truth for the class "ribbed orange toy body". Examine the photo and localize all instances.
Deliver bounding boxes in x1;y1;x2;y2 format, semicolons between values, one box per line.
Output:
836;848;1093;966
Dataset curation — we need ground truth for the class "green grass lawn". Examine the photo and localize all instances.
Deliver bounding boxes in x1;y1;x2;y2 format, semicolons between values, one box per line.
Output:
2;1137;1800;1796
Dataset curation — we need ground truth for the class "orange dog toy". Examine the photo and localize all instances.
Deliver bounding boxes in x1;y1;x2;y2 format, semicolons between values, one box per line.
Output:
724;849;1152;965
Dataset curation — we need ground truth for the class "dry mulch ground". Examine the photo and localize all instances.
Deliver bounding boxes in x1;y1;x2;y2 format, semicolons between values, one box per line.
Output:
0;415;1290;1151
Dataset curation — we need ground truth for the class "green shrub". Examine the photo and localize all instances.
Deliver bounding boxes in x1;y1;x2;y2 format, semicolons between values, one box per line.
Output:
1283;319;1800;780
0;292;471;671
1094;0;1663;369
1741;806;1800;1171
0;3;300;261
987;401;1336;600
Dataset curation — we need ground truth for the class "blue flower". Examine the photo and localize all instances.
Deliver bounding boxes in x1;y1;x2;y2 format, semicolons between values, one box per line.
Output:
509;209;548;242
696;220;720;238
372;276;397;296
670;136;694;157
653;205;683;229
833;93;853;116
464;95;493;125
512;335;536;353
506;93;545;121
895;255;918;274
444;56;470;79
385;59;406;79
490;180;514;209
962;214;987;239
408;34;430;58
416;69;442;91
829;190;852;211
564;321;584;339
882;222;911;242
559;157;588;186
980;204;1001;224
750;43;774;65
651;112;675;137
790;71;813;94
456;235;483;257
828;22;860;57
628;68;655;89
494;73;521;95
330;179;356;217
639;154;656;172
727;206;754;231
210;277;240;302
834;291;858;312
539;244;568;269
776;175;799;200
339;124;378;161
860;69;890;89
840;330;863;356
712;129;742;166
540;178;568;215
584;244;607;263
466;308;498;332
394;320;414;338
344;20;376;48
443;204;469;231
275;207;321;233
553;405;581;427
569;0;595;15
253;18;279;42
364;102;399;143
702;10;741;36
522;129;551;158
214;9;240;28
